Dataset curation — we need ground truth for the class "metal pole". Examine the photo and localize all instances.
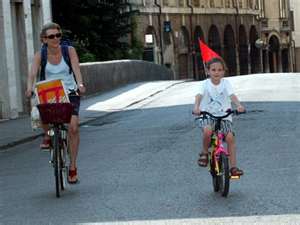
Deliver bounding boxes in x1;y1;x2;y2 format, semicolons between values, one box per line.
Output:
154;0;164;65
187;0;196;79
234;0;240;75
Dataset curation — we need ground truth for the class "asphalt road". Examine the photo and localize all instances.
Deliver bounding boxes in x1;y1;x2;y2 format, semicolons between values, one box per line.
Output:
1;74;300;225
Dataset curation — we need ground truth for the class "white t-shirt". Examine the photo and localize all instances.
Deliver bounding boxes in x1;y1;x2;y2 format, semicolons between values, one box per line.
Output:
198;78;234;121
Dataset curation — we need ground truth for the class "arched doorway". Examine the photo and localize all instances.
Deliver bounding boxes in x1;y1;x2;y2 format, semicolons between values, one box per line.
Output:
178;26;190;79
224;25;236;76
268;35;280;73
281;48;289;72
143;26;159;63
239;25;248;75
208;25;221;55
194;26;205;80
249;26;260;73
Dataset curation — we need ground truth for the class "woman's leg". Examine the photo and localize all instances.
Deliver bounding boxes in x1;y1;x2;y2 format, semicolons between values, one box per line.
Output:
68;115;80;182
40;124;50;149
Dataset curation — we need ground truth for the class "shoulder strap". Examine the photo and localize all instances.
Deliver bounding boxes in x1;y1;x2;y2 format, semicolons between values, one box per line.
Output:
40;44;47;81
61;44;77;84
61;44;73;75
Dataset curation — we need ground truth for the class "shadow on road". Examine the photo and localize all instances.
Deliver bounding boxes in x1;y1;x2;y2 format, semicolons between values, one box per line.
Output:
1;101;300;224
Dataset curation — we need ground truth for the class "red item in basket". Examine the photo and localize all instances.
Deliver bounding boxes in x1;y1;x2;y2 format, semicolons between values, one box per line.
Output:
35;79;69;104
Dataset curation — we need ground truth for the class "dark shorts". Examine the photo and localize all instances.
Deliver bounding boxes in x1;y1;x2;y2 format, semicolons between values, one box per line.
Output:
68;94;80;116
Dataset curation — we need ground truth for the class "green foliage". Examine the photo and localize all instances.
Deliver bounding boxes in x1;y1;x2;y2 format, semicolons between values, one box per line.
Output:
52;0;140;62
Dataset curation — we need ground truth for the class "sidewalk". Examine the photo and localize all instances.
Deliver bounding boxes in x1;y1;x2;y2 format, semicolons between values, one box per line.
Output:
0;80;184;151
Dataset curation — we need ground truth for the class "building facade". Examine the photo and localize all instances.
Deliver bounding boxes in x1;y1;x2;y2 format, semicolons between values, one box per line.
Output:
130;0;294;79
258;0;294;73
0;0;295;119
290;0;300;71
0;0;51;119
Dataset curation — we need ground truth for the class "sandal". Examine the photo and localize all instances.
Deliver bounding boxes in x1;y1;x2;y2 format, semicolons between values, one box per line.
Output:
230;167;244;176
40;137;51;149
68;168;79;184
198;152;208;167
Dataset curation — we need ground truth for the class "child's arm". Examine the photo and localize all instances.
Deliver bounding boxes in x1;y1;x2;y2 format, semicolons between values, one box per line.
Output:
193;94;202;115
230;94;245;112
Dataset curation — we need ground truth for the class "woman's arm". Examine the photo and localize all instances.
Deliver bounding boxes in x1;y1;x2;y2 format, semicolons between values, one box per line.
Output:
26;52;41;97
68;46;86;94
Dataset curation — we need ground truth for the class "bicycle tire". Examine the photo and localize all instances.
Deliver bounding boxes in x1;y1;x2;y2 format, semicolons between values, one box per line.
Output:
53;127;61;198
218;153;230;197
59;144;65;191
60;130;69;191
209;155;220;192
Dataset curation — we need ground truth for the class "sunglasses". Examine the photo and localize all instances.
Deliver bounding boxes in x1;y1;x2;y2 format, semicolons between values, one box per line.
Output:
46;33;62;39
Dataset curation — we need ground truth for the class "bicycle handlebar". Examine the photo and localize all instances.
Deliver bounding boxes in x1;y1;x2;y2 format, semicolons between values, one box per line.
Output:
193;109;246;120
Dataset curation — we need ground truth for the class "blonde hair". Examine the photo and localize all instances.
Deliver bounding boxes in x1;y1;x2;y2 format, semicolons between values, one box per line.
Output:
40;22;61;42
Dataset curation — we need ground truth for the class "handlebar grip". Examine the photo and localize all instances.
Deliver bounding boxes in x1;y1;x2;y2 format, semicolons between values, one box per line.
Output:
234;110;246;115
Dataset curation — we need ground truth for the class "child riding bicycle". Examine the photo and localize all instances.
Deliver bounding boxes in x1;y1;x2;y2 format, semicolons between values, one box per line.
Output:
192;57;245;177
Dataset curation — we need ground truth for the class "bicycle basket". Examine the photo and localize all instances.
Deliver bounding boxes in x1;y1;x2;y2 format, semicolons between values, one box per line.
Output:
37;103;73;124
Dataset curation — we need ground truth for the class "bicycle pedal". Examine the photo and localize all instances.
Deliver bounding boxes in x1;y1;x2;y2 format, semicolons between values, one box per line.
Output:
230;175;240;180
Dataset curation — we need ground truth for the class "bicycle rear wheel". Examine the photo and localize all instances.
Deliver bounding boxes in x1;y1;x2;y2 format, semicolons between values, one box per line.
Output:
218;153;230;197
53;127;62;198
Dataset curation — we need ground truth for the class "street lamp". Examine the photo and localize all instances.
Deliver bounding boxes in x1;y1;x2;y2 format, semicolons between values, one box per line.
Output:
255;38;268;49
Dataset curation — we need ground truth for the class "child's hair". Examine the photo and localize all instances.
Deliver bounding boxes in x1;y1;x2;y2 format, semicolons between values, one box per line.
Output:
206;57;227;71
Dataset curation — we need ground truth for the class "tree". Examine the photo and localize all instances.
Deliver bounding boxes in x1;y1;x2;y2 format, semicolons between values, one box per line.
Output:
51;0;141;62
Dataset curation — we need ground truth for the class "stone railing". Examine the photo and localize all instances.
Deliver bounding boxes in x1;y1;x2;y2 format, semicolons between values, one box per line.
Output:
80;60;174;96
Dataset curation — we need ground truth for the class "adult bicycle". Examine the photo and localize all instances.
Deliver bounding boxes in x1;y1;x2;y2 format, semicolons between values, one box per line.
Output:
37;103;73;198
194;109;245;197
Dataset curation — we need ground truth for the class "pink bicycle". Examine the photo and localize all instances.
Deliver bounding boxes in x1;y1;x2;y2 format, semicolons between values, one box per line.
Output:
195;109;244;197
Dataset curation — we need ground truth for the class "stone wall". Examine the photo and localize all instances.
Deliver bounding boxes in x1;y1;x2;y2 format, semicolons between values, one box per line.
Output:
80;60;174;96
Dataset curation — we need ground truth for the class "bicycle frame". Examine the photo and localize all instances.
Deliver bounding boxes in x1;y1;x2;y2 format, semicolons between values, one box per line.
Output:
209;131;228;176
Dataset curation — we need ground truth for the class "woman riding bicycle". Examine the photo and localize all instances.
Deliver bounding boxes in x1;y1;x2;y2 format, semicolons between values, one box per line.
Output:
192;57;245;177
25;22;85;184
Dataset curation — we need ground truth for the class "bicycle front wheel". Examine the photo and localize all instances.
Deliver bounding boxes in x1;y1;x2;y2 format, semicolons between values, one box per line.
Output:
52;127;62;198
218;153;230;197
60;130;69;191
209;156;219;192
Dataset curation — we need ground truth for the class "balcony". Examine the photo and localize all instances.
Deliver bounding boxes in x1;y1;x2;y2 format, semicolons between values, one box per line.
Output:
280;19;291;32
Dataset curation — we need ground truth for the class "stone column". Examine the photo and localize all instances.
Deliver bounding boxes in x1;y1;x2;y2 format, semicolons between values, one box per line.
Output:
41;0;52;24
278;48;282;72
1;2;18;119
235;44;240;75
24;0;35;64
248;43;251;74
